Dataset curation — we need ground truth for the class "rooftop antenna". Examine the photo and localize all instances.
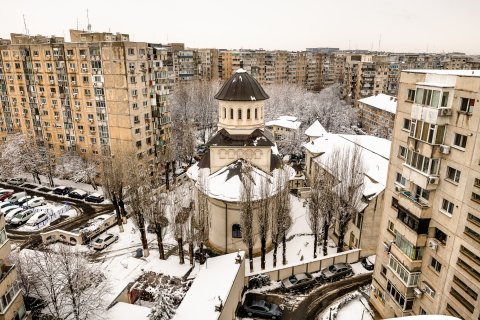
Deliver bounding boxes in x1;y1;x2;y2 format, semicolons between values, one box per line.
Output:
86;9;91;32
23;14;29;35
378;34;382;52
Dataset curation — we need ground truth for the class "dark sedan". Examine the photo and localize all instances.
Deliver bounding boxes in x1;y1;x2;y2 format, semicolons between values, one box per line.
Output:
243;299;282;319
320;263;353;282
53;186;73;195
85;193;105;203
361;257;374;271
281;272;316;291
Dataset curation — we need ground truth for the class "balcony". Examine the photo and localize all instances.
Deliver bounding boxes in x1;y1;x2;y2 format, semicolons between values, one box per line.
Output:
402;165;438;191
411;104;452;125
390;243;423;271
398;191;432;219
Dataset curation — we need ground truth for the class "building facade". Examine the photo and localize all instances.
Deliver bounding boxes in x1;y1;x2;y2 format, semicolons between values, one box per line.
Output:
358;93;397;139
370;70;480;319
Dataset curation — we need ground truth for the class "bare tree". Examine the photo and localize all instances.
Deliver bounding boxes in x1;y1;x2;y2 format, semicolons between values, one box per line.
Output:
239;162;255;272
192;170;209;256
160;142;176;191
101;148;129;232
307;174;321;259
56;152;99;190
271;168;292;267
170;186;191;264
128;157;150;257
17;246;110;320
335;144;364;252
145;192;169;260
258;176;271;270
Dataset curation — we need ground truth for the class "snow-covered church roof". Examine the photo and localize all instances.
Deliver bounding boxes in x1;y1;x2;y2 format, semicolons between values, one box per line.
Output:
187;159;295;202
265;116;302;130
304;133;391;205
304;119;327;138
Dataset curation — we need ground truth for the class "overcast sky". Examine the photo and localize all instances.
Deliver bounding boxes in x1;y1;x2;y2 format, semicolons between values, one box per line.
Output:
1;0;479;54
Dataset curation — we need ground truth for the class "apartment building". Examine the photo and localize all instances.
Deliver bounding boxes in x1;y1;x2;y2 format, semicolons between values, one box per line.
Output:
0;30;172;162
358;93;397;139
0;213;27;319
370;70;480;319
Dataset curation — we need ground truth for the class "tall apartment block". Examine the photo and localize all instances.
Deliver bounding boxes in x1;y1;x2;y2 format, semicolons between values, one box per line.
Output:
370;70;480;319
0;214;27;319
0;30;172;161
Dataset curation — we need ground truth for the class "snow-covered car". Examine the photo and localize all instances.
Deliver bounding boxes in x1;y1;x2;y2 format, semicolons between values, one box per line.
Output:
26;211;49;226
5;207;25;223
7;177;26;185
320;263;353;282
0;201;15;211
242;299;283;319
53;186;73;195
85;192;104;203
0;190;14;201
281;272;316;291
68;189;88;199
25;197;46;208
92;233;118;250
361;257;374;271
2;205;20;216
15;195;33;206
10;209;35;227
7;191;27;203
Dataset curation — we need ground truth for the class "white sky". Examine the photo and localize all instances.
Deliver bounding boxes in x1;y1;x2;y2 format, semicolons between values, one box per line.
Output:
1;0;479;54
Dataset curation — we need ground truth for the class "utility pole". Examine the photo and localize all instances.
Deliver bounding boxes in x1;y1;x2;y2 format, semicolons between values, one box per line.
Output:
87;9;91;31
23;14;29;35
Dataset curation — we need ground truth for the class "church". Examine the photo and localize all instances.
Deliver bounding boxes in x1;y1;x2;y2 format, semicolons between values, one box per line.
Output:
187;66;294;254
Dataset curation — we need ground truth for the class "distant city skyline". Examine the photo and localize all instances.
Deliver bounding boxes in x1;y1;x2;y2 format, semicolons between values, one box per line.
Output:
1;0;479;54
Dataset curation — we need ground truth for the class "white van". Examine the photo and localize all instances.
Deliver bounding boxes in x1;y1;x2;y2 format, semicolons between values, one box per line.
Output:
7;191;27;203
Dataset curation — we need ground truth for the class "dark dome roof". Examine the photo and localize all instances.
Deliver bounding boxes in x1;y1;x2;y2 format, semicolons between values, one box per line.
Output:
215;69;269;101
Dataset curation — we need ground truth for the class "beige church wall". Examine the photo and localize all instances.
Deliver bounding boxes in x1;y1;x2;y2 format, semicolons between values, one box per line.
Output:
218;100;265;134
210;146;272;174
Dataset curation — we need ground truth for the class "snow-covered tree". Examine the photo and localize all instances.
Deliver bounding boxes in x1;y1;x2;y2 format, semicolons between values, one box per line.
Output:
239;162;255;272
170;186;192;264
56;152;98;190
192;171;209;255
258;176;271;270
271;168;292;267
145;192;169;260
149;278;190;320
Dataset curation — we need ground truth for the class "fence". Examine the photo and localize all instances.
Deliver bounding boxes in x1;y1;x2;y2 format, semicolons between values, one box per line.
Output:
245;249;361;284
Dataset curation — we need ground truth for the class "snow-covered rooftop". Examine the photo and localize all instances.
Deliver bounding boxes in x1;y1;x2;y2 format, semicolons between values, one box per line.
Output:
174;252;245;320
187;160;295;202
358;93;397;114
304;133;391;201
404;69;480;77
385;316;461;320
107;302;150;320
265;116;301;130
304;119;327;138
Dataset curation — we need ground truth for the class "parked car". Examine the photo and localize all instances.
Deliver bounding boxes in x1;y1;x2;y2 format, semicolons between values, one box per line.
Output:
68;189;88;199
7;191;27;203
7;177;26;185
3;206;20;216
361;257;374;271
243;299;283;319
281;272;316;291
10;209;35;227
25;197;46;208
85;192;105;203
53;186;73;195
320;263;353;282
26;212;49;227
15;195;33;206
5;207;25;223
0;190;14;201
0;202;15;211
92;233;118;250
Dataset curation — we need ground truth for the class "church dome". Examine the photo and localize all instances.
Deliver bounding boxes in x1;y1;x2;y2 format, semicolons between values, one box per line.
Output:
215;68;270;101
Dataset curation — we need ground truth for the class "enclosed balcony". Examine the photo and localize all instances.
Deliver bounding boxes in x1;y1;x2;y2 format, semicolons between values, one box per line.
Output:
398;191;432;219
410;87;452;125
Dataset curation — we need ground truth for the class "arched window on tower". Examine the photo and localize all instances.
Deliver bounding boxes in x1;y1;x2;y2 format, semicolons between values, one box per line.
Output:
255;108;258;120
238;109;242;120
232;224;242;238
223;107;226;119
230;108;234;119
247;108;251;120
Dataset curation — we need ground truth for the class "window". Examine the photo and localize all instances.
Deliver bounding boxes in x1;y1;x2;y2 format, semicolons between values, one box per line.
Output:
128;48;135;55
130;76;136;84
232;224;241;238
223;107;226;119
434;228;447;245
404;150;440;176
255;108;258;119
453;133;467;149
446;166;461;183
402;118;411;131
391;197;399;209
450;288;475;313
472;192;480;203
134;116;140;124
464;226;480;244
430;257;442;273
423;282;436;298
381;266;387;277
409;120;445;145
467;213;480;226
414;88;442;108
135;128;141;135
238;109;242;120
460;97;475;113
247;109;251;120
398;145;407;159
395;172;406;186
230;108;233;120
441;199;454;215
397;207;430;234
452;275;478;300
395;232;424;260
90;138;97;144
441;91;449;107
386;281;414;310
388;221;395;234
407;89;415;102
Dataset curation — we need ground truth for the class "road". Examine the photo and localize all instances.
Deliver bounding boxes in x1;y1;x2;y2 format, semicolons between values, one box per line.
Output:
1;182;114;249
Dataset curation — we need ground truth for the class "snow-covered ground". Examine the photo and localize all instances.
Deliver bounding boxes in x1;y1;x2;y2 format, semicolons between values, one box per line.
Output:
317;287;375;320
